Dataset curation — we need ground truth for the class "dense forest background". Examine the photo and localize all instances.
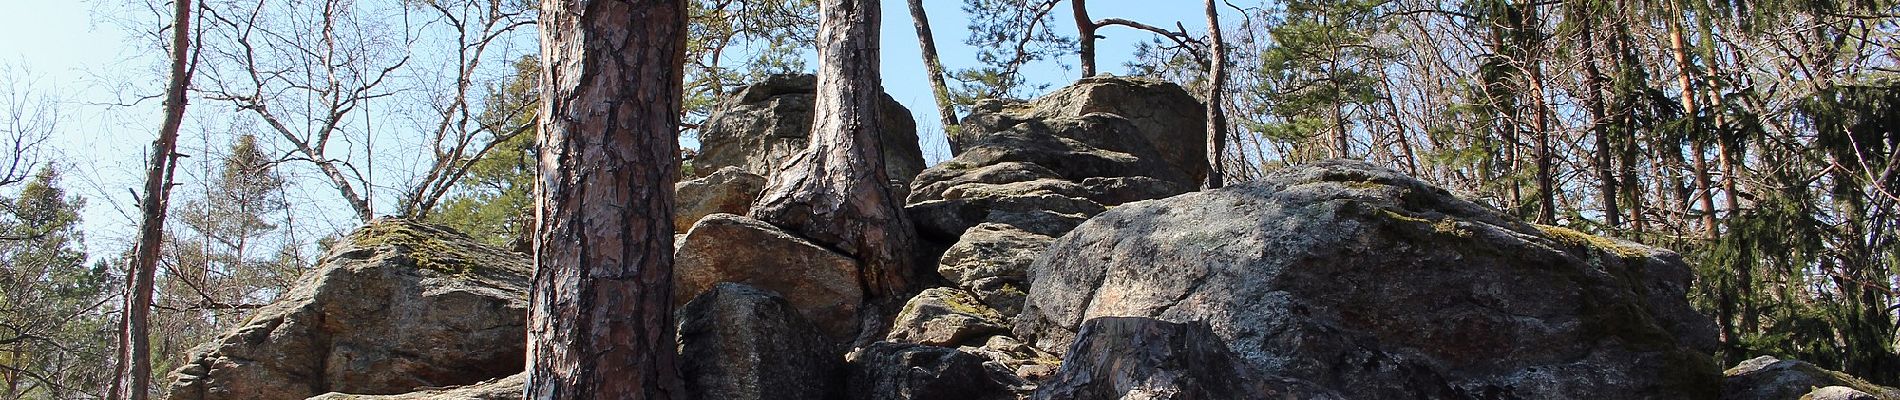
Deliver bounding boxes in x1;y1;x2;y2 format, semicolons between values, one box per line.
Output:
0;0;1896;397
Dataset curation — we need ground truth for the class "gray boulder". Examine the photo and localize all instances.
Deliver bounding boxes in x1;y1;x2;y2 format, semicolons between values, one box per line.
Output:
163;219;529;400
1033;317;1338;400
695;73;923;183
674;213;862;341
1724;356;1900;400
679;283;841;400
886;287;1011;347
936;223;1054;315
955;76;1206;185
1015;160;1721;399
674;166;766;233
847;342;1024;400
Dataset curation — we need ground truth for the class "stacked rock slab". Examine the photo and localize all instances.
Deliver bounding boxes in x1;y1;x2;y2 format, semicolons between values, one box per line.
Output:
674;213;862;341
1015;160;1722;399
162;219;530;400
870;77;1209;396
679;283;842;400
1724;356;1900;400
694;73;925;183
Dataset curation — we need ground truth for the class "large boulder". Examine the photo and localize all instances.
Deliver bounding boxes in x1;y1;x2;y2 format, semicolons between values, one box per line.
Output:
674;166;766;233
674;213;862;340
163;219;530;400
1015;160;1721;399
886;287;1011;347
1724;356;1900;400
695;73;924;183
955;76;1206;185
935;223;1055;316
679;283;842;400
1033;317;1337;400
847;342;1024;400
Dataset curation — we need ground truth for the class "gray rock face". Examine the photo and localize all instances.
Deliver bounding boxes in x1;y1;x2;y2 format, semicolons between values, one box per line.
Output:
955;76;1206;185
674;213;862;341
847;342;1024;400
162;220;530;400
1033;317;1339;400
679;283;841;400
674;166;766;233
886;287;1011;347
1724;356;1900;400
936;223;1054;316
695;73;924;183
307;374;524;400
1015;160;1721;399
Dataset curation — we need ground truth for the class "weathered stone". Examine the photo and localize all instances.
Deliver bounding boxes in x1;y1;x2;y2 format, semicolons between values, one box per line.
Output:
953;120;1187;187
1077;176;1187;206
679;283;841;400
674;213;862;341
696;73;924;182
674;166;766;233
956;76;1206;184
906;192;1102;242
1806;386;1880;400
307;374;523;400
887;288;1011;347
909;162;1062;204
959;335;1061;383
1015;160;1721;399
847;342;1023;400
937;223;1053;315
1724;356;1900;400
1033;317;1338;400
163;219;529;400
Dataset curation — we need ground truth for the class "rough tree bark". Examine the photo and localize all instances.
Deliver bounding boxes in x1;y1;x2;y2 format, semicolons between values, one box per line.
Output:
527;0;688;399
113;0;194;398
751;0;921;335
906;0;960;140
1073;0;1098;77
1202;0;1226;189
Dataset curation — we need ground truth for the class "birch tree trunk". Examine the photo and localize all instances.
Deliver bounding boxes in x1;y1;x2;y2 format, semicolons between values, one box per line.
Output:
528;0;688;398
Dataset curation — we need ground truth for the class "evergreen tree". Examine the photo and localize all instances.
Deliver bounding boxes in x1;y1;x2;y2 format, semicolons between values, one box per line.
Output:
0;167;113;399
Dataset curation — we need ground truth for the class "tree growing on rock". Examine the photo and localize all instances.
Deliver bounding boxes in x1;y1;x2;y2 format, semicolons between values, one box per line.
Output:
751;0;923;327
528;0;689;398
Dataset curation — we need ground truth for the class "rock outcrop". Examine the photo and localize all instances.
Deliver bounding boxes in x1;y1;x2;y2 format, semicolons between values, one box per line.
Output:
1015;160;1721;399
679;283;842;400
695;73;924;183
847;342;1024;400
162;219;530;400
674;213;863;341
886;287;1011;347
674;166;766;233
1033;317;1335;400
1724;356;1900;400
954;76;1206;185
308;374;524;400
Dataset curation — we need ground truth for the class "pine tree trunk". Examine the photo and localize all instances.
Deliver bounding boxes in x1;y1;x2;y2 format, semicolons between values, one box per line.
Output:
114;0;193;398
752;0;921;336
1582;18;1620;229
905;0;961;147
1202;0;1227;189
1073;0;1098;78
527;0;688;398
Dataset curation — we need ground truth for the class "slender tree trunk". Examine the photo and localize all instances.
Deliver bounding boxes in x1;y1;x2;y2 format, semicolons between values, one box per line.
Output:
1529;57;1555;225
905;0;961;149
1203;0;1227;189
114;1;194;399
1582;17;1620;229
527;0;688;398
1073;0;1097;78
752;0;921;339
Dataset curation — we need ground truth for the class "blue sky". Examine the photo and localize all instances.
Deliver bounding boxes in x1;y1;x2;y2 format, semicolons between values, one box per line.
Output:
0;0;1212;254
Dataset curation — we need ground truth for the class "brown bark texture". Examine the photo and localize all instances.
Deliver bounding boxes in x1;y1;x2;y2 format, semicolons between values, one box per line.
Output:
528;0;689;399
906;0;960;136
751;0;922;324
114;0;194;398
1202;0;1227;189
